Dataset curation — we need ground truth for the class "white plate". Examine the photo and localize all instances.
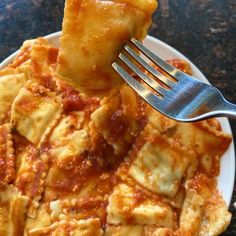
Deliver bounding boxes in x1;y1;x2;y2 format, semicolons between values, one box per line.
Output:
0;32;235;206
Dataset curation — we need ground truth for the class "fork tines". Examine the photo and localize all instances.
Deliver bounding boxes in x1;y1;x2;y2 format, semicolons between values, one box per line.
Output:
112;38;176;103
113;38;236;122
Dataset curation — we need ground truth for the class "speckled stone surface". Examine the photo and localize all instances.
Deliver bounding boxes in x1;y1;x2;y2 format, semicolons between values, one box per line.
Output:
0;0;235;234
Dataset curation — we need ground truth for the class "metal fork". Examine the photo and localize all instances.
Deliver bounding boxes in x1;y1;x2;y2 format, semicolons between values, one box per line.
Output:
112;38;236;122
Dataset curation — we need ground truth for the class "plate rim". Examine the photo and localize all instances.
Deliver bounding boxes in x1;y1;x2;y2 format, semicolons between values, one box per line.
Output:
0;31;235;207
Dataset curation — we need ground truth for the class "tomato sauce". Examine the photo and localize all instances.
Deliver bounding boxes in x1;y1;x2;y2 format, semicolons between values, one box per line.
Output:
9;46;31;68
166;59;193;75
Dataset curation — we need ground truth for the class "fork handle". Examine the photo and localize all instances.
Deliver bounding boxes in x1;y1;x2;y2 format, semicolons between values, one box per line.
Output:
219;100;236;119
213;97;236;119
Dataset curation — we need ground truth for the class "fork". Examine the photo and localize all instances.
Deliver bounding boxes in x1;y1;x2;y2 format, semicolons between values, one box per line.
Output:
112;38;236;122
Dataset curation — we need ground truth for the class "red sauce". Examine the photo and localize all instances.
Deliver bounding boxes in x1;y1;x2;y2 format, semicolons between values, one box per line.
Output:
88;135;122;171
16;159;46;198
198;155;220;178
109;109;128;134
33;71;57;91
49;160;94;194
62;92;85;113
187;174;216;193
13;133;33;155
166;59;193;75
84;97;101;113
9;46;31;68
32;61;57;91
48;48;59;64
61;83;101;114
206;119;221;131
17;96;39;112
136;99;148;129
42;74;57;91
63;93;85;113
47;136;121;202
133;190;147;206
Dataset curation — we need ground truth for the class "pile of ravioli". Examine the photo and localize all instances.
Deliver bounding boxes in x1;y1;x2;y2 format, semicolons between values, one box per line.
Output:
0;37;232;236
0;0;233;236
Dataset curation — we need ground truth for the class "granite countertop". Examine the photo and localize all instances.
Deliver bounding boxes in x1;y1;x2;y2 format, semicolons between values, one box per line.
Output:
0;0;235;234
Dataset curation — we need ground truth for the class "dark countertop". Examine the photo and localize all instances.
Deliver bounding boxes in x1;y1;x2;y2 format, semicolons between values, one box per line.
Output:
0;0;235;234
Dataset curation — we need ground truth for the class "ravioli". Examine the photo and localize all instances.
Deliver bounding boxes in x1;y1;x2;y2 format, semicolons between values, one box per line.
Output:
57;0;157;90
107;184;176;228
11;81;62;145
0;185;29;236
148;109;232;177
0;68;27;124
43;112;92;201
0;124;15;187
181;175;231;236
198;191;232;236
128;128;195;197
179;188;206;235
14;135;47;218
45;128;92;200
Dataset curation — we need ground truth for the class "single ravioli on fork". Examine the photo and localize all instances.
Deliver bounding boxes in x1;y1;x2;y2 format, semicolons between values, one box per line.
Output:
57;0;157;90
